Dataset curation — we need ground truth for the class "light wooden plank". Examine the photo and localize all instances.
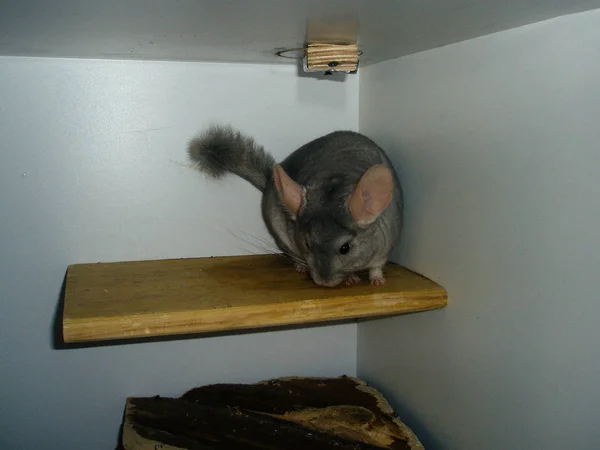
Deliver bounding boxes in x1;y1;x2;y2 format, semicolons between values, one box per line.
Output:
63;254;447;343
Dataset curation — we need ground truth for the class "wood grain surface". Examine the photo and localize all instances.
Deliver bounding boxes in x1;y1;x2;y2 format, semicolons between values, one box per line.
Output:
63;254;447;343
306;43;359;72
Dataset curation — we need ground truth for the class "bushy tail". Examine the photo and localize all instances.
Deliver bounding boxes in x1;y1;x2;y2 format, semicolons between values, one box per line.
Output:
188;125;276;192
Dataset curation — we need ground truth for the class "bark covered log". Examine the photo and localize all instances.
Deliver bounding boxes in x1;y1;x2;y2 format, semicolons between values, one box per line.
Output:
121;376;424;450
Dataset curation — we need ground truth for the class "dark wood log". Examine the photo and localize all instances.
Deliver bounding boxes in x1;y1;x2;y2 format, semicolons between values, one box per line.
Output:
121;376;425;450
181;375;381;414
127;396;393;450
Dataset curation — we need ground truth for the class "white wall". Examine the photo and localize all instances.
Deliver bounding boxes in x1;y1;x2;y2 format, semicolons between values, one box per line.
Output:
358;9;600;450
0;57;358;449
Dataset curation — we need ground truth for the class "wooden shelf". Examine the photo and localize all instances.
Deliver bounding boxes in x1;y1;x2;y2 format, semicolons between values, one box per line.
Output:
62;254;447;343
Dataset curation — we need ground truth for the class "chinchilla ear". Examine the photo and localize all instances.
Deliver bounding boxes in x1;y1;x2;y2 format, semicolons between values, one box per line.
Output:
348;164;393;227
273;164;304;218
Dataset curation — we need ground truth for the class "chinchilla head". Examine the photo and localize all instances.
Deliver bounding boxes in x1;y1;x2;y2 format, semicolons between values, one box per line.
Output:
273;163;396;287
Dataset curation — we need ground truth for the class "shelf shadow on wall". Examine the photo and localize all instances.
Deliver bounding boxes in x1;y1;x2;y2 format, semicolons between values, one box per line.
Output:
52;273;68;350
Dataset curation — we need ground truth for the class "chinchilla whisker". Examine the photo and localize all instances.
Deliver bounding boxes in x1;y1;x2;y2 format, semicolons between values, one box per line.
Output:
236;231;307;267
281;253;306;266
232;244;261;256
228;230;308;268
227;229;307;267
230;229;309;267
231;229;308;264
226;229;276;254
280;249;307;265
291;258;308;267
230;228;281;253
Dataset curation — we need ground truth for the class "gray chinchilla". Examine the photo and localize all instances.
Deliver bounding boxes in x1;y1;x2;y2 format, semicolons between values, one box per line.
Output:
188;125;403;288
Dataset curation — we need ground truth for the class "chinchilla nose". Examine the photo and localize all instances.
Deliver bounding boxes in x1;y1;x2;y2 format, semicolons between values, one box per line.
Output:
313;258;334;282
315;278;342;288
309;269;343;287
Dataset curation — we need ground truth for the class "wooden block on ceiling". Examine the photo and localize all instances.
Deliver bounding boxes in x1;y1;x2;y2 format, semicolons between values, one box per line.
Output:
62;254;447;344
305;43;359;72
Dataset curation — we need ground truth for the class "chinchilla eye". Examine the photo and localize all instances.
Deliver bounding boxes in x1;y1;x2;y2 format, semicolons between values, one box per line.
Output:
339;242;350;255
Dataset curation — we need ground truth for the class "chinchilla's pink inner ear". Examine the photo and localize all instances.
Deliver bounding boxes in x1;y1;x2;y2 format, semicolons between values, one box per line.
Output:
349;164;393;227
273;164;304;218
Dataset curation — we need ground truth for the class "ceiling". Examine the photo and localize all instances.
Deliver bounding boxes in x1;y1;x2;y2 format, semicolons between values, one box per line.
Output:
1;0;599;65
